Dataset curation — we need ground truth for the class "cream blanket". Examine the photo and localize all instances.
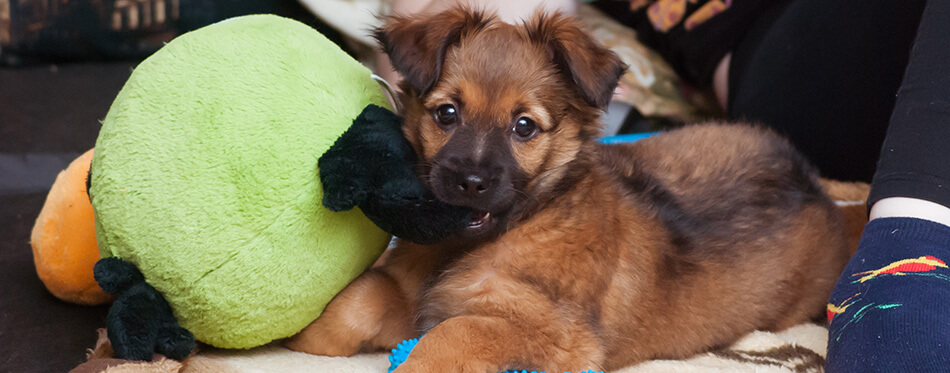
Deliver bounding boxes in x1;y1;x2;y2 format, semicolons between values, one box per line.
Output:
73;323;827;373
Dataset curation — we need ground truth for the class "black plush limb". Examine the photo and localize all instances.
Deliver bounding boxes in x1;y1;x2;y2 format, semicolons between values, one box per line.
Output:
94;257;145;294
319;105;470;244
94;257;196;361
360;178;471;245
105;285;161;361
86;168;93;203
317;104;403;212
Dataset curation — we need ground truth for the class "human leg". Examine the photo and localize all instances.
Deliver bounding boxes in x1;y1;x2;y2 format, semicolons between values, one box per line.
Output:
825;0;950;370
727;0;925;182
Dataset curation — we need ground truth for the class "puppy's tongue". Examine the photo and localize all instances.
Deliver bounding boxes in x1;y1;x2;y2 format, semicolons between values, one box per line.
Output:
469;210;491;228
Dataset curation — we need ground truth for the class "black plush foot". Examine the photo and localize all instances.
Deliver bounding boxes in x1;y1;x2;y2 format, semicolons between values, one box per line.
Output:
156;326;197;360
95;257;196;361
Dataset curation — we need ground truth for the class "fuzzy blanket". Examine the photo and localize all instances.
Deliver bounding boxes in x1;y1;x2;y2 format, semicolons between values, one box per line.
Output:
72;323;827;373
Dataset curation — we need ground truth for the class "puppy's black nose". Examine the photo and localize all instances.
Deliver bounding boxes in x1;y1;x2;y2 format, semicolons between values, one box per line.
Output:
456;173;488;198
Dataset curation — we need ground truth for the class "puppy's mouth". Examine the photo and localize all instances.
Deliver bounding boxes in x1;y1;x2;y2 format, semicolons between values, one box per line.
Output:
469;210;492;229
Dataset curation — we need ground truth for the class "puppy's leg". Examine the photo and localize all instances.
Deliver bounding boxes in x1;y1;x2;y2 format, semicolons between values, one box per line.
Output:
284;269;412;356
284;242;443;356
393;290;604;373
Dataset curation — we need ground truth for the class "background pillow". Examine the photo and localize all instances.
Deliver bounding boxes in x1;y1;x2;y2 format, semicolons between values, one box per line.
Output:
0;0;345;66
297;0;719;123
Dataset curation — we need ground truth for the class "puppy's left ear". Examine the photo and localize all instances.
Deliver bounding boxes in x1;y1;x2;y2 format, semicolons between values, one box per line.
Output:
375;8;494;95
527;13;627;109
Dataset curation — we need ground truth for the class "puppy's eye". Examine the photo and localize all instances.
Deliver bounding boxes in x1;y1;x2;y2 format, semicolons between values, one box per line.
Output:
434;104;459;126
513;117;538;140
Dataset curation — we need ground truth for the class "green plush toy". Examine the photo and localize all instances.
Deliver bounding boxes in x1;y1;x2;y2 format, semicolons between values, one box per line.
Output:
90;14;391;351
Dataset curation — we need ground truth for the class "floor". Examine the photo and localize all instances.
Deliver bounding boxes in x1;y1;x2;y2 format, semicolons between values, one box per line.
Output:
1;61;134;372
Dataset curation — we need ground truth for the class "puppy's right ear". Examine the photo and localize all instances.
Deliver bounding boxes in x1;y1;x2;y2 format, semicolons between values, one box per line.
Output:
374;8;493;95
526;12;627;109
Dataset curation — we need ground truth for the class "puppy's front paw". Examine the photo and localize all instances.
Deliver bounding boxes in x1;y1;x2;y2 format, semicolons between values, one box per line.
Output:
283;316;362;357
390;331;496;373
393;359;492;373
286;270;414;357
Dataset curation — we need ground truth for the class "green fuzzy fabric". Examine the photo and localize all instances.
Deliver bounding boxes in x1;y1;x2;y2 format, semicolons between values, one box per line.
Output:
90;15;391;349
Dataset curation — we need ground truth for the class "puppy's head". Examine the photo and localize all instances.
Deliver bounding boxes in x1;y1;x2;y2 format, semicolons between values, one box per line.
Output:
376;8;626;235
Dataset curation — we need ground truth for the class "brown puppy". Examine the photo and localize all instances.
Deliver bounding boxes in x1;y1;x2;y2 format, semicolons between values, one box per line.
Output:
286;8;853;372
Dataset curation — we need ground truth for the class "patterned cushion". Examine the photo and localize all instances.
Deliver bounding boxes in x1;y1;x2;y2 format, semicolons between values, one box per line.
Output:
300;0;719;122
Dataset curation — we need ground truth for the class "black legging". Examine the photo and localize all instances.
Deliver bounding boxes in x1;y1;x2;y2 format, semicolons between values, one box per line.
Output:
865;0;950;210
730;0;950;208
597;0;949;208
727;0;926;183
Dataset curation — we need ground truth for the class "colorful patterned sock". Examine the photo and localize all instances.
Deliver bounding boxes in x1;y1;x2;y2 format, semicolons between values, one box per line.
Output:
826;217;950;372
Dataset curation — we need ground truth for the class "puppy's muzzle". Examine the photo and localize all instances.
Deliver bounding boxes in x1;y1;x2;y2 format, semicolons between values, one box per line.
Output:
430;127;518;215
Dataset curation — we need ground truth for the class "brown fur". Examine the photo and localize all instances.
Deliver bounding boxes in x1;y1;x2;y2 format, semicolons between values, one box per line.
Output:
286;8;856;372
820;180;871;254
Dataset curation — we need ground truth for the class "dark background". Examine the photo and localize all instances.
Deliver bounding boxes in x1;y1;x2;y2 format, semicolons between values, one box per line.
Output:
0;1;346;371
1;61;127;373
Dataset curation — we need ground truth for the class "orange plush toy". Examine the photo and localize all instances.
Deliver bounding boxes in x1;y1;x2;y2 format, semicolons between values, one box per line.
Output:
31;149;110;305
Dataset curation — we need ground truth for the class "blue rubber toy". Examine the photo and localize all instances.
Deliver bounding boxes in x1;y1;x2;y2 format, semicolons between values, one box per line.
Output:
598;131;659;144
387;336;603;373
